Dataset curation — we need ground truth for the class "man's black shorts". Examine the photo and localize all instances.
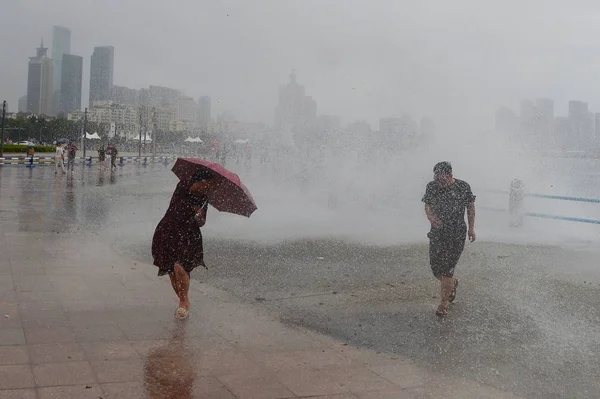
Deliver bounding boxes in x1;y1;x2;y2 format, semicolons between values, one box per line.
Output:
428;233;465;278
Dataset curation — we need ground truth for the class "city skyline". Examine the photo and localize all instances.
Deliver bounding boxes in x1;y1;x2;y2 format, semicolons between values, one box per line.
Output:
7;1;600;129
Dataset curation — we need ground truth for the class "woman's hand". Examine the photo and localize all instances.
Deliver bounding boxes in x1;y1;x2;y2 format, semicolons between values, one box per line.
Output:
194;201;208;227
194;209;206;227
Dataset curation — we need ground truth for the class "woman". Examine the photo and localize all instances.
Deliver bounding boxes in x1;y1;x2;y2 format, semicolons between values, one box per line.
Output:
152;170;215;319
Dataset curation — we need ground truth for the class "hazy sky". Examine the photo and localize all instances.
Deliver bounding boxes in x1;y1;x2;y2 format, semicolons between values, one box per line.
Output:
2;0;600;131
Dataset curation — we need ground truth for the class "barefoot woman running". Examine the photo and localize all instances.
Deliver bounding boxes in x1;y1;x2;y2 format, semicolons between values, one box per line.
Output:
152;170;216;319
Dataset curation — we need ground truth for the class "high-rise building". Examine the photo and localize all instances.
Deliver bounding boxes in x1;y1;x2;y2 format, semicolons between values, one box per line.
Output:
89;46;114;105
52;26;71;112
568;100;594;150
27;40;54;116
18;95;28;113
59;54;82;114
274;71;317;145
197;96;211;132
176;96;197;123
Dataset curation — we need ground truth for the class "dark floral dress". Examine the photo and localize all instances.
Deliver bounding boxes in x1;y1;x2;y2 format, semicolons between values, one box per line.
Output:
152;181;208;276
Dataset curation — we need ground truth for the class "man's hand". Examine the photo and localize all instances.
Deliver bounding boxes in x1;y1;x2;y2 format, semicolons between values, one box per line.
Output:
430;217;442;229
468;228;476;243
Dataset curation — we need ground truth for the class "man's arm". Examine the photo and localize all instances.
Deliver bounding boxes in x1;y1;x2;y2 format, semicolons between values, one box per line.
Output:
467;202;475;230
425;204;441;228
467;202;476;242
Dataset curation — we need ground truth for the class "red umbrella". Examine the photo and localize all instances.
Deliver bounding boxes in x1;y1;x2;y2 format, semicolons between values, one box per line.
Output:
171;158;257;217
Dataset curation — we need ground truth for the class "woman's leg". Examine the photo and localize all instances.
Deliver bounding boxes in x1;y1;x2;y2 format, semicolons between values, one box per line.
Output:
168;263;191;311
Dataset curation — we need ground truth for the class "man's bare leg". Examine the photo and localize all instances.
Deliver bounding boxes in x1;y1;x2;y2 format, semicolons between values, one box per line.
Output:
168;264;191;314
439;276;455;309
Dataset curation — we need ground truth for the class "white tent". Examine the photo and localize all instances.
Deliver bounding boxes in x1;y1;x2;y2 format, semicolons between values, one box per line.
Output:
234;139;249;144
184;137;203;143
132;135;152;142
84;132;101;140
184;137;195;142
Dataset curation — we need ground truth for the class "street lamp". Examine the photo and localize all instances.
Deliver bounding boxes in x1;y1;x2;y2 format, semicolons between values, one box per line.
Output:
82;108;88;158
152;107;157;156
0;101;6;157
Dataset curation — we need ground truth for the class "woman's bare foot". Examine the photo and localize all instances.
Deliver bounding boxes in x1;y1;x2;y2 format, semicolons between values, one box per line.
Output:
174;299;191;319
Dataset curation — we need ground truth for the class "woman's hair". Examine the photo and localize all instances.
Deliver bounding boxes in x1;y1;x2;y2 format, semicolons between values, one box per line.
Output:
193;170;214;182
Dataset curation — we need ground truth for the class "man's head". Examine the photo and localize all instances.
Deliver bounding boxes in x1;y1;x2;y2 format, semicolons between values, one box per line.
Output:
433;161;453;186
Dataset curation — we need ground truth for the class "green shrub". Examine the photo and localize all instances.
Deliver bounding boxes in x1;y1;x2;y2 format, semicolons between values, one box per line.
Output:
1;144;56;153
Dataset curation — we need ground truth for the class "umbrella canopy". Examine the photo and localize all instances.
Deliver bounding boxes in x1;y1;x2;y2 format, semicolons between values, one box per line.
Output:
56;138;69;144
171;158;257;217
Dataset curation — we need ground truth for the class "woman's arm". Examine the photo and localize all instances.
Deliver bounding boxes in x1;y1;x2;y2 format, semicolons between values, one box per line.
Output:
194;200;208;227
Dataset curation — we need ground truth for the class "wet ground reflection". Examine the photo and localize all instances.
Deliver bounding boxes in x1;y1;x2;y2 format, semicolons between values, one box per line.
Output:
144;323;196;399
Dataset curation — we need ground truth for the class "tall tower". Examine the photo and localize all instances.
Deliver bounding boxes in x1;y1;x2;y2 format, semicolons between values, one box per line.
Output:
89;46;114;106
274;70;317;145
52;26;71;112
59;54;83;114
27;39;54;115
197;96;211;132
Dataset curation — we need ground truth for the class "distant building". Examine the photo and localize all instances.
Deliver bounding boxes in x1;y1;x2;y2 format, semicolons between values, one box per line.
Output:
18;95;28;113
27;39;54;116
346;120;371;135
176;96;197;125
379;115;418;150
89;46;114;105
197;96;211;132
71;103;138;140
146;85;182;107
519;99;536;135
111;86;140;105
274;70;317;146
379;118;402;134
59;54;83;114
51;26;71;114
554;116;571;151
314;115;340;132
517;98;555;149
568;100;594;150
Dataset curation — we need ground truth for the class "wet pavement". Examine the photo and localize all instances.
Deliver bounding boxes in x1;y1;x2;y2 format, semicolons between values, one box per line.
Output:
1;164;598;398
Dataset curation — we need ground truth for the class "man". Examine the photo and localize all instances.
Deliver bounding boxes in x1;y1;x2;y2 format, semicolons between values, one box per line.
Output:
67;142;77;171
98;145;106;168
422;161;476;316
55;143;66;174
108;145;118;169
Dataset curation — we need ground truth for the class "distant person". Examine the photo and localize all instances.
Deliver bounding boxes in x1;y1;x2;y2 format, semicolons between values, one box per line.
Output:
67;142;77;171
108;145;118;169
151;170;216;319
55;143;66;174
98;145;106;167
422;161;476;316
